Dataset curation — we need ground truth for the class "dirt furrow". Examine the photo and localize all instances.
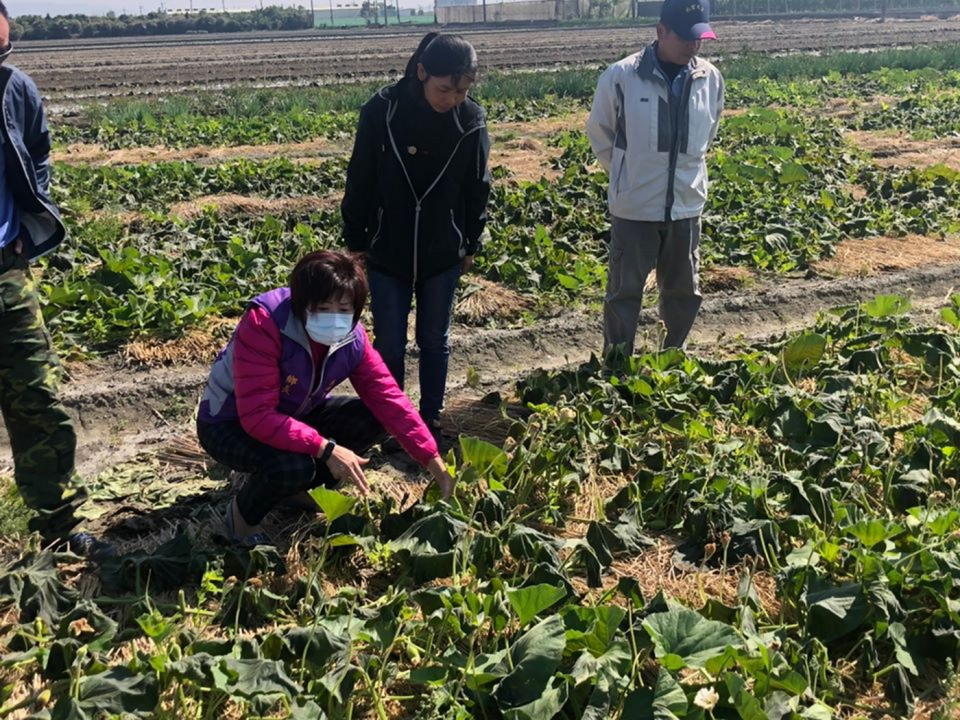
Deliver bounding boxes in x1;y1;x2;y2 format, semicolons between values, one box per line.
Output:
20;18;960;99
846;130;960;172
53;138;342;166
52;111;588;168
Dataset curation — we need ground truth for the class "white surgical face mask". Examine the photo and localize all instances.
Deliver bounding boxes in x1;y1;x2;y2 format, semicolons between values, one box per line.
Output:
305;312;354;346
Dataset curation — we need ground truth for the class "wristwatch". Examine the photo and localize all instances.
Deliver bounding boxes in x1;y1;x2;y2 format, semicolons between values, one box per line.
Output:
320;439;337;463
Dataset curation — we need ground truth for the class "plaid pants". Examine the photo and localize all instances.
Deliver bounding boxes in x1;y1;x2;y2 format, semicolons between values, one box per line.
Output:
197;397;385;525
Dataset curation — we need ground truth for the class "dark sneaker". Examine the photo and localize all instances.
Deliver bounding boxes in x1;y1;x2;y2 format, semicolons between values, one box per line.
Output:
223;501;272;548
426;418;444;442
426;419;459;452
65;532;118;560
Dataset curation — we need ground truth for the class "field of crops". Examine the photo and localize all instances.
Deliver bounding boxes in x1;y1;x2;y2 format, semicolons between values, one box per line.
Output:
38;46;960;354
5;297;960;719
2;24;960;720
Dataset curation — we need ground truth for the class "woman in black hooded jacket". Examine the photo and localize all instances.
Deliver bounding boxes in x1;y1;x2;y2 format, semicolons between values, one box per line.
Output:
341;33;491;439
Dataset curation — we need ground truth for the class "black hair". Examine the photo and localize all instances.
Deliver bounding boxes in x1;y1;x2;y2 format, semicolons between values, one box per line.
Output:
289;250;368;324
0;3;8;19
404;32;478;84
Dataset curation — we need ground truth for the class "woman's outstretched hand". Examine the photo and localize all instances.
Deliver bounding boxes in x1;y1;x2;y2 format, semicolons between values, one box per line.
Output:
427;456;455;500
322;443;371;495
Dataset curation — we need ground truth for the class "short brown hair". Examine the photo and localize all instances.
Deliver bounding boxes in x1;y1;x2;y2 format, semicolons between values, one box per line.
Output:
289;251;368;323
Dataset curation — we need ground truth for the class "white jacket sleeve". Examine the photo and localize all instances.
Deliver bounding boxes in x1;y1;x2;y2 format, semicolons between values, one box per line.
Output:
586;66;619;174
708;73;725;146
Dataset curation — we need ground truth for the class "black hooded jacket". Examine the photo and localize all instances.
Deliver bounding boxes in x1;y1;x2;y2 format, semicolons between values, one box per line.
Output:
341;77;491;282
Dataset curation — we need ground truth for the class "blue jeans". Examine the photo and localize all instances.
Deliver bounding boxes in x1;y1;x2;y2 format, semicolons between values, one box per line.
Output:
368;263;461;423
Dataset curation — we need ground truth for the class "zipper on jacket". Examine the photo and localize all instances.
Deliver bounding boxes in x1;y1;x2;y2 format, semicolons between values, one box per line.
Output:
450;209;465;256
384;97;484;283
664;71;698;223
413;203;421;280
293;331;357;417
314;351;333;402
370;207;384;248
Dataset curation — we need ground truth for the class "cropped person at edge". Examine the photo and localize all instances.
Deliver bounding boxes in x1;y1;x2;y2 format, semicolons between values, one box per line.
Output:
196;251;454;547
341;32;492;443
587;0;724;353
0;2;114;559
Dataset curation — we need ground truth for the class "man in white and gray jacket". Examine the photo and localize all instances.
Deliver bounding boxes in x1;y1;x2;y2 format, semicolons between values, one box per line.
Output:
587;0;723;352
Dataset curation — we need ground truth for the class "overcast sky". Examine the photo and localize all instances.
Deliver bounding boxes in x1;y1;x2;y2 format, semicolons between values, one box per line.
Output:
10;1;426;16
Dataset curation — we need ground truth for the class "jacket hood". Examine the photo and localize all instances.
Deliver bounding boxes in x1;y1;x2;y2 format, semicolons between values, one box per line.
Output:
375;77;486;133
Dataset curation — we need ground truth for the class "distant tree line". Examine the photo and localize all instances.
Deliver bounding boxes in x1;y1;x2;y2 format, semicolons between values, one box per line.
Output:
10;7;313;41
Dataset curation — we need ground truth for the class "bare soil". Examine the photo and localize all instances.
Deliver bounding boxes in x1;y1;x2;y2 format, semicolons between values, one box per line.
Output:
813;234;960;277
56;111;585;169
823;94;901;122
493;111;590;138
21;18;960;101
491;137;563;182
701;265;756;292
847;129;960;171
53;138;340;166
94;193;342;226
166;192;341;220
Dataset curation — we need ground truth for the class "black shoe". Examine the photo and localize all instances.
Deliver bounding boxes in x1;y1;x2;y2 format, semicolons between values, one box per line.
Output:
427;419;457;451
65;532;117;560
427;419;445;443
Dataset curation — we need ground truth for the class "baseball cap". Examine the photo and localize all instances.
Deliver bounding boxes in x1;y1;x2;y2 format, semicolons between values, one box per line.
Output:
660;0;718;41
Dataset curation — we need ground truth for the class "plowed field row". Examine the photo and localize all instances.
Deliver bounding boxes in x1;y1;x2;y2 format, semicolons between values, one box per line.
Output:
19;17;960;99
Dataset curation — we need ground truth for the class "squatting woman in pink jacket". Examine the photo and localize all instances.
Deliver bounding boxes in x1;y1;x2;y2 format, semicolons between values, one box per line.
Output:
196;250;453;547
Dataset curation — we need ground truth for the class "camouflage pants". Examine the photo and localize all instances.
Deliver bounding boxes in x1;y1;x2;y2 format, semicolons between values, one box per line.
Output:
0;254;82;540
